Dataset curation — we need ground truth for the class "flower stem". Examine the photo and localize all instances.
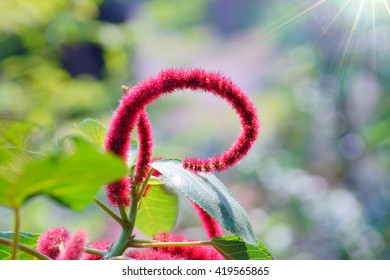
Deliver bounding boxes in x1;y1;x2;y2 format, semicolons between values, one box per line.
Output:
84;247;107;257
94;198;127;228
0;237;51;260
102;168;155;259
136;168;155;200
11;207;20;260
128;240;212;248
102;225;133;259
119;207;129;224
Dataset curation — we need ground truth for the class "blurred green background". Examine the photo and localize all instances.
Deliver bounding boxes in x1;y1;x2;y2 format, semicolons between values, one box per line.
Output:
0;0;389;259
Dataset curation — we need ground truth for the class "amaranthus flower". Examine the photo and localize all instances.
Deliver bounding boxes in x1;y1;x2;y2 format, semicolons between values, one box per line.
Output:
105;68;260;206
37;227;71;259
57;230;87;260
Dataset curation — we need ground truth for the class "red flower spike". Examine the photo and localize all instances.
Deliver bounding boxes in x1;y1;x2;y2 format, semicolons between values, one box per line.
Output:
134;110;153;185
104;68;260;185
57;230;88;260
105;177;131;207
104;87;153;207
153;232;223;260
37;227;71;259
192;202;223;238
83;240;111;260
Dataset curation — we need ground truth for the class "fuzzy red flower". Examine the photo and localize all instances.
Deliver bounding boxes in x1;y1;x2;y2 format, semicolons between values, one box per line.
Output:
104;68;259;206
134;110;153;185
104;88;153;207
105;177;131;207
37;227;71;259
57;230;87;260
105;68;259;174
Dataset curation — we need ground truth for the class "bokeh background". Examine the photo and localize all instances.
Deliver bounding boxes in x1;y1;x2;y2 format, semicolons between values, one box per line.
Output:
1;0;389;259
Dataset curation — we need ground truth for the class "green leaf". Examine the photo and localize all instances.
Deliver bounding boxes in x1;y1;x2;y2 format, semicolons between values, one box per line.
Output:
149;159;257;246
136;184;178;237
212;236;274;260
0;137;128;210
78;118;106;147
148;176;165;185
0;232;40;260
0;119;37;148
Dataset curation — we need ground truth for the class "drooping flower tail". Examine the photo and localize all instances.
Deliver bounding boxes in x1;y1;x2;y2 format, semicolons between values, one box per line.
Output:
134;110;153;185
104;88;153;206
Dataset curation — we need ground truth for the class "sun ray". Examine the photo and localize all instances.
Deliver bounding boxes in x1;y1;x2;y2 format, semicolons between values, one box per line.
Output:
316;0;354;43
259;0;328;39
338;0;366;75
383;0;390;16
372;0;377;69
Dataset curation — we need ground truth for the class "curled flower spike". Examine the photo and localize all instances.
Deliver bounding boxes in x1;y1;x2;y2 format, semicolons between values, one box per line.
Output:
192;203;223;238
57;230;87;260
37;227;71;259
105;68;259;205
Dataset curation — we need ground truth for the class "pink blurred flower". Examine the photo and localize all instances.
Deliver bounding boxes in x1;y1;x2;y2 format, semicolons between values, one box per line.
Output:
37;227;71;259
57;230;87;260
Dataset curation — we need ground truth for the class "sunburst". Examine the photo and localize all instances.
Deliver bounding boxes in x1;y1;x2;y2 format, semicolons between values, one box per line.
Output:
258;0;390;74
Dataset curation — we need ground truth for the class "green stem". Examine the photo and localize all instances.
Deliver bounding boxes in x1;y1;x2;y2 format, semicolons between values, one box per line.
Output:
102;225;133;259
119;207;129;224
136;168;155;200
128;240;212;248
94;198;127;228
0;237;51;260
102;169;155;259
11;207;20;260
84;247;107;257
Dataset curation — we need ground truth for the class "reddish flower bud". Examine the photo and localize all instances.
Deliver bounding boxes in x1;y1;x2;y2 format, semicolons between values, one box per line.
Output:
57;230;87;260
37;227;71;259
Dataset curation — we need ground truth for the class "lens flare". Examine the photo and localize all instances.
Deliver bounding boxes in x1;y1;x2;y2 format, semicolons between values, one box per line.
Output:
258;0;390;73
